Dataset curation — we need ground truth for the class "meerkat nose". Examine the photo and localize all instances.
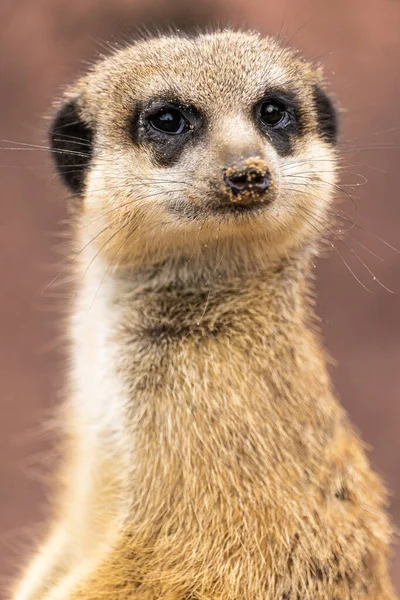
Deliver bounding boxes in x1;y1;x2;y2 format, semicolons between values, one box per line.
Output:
223;157;271;203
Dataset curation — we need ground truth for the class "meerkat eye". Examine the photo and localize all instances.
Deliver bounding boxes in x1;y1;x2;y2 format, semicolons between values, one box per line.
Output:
147;108;189;135
259;101;288;127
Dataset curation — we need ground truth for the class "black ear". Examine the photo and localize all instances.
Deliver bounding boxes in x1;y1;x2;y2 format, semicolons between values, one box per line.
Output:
49;99;93;195
313;85;338;145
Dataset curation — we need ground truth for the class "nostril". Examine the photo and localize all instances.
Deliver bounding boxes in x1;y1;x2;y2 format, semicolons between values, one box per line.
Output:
226;173;248;189
249;171;267;186
224;168;270;196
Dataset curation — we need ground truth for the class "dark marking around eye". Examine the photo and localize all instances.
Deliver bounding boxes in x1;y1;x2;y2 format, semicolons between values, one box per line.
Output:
254;91;304;158
131;98;202;168
148;134;192;168
313;85;338;145
50;99;93;195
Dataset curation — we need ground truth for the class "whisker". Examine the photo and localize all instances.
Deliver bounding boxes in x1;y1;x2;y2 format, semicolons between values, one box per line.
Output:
300;205;396;294
284;175;359;213
52;136;93;148
282;168;368;187
41;221;117;295
0;139;90;158
298;210;374;293
88;220;140;309
332;208;400;255
72;220;133;308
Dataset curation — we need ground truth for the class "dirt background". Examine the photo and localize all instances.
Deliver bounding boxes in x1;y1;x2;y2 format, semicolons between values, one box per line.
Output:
1;0;399;595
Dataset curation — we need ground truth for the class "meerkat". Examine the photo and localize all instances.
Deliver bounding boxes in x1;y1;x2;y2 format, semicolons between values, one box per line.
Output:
11;30;398;600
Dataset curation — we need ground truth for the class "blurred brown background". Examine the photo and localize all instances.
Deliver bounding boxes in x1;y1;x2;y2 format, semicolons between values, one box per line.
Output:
1;0;399;595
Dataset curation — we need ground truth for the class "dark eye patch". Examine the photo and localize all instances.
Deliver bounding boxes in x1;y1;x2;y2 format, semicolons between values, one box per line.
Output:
131;98;202;168
254;91;305;157
313;85;338;145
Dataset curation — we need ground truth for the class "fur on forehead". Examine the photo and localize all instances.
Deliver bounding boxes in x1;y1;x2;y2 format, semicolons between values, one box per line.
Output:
75;30;319;124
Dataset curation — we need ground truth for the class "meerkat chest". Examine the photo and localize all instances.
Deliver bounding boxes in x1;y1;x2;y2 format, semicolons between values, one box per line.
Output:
68;275;392;600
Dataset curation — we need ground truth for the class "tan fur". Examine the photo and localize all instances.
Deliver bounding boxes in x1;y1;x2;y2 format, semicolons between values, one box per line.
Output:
12;31;397;599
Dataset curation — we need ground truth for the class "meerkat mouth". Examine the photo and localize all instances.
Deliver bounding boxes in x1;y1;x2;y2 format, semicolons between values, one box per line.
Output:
211;200;269;216
167;196;269;221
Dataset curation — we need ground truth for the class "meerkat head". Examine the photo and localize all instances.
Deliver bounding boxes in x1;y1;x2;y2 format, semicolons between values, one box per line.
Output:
50;30;338;268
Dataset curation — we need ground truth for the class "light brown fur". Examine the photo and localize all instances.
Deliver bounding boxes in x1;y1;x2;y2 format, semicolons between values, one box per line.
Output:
12;31;397;600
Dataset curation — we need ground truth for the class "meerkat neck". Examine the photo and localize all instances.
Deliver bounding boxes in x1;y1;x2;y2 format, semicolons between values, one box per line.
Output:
72;250;336;511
